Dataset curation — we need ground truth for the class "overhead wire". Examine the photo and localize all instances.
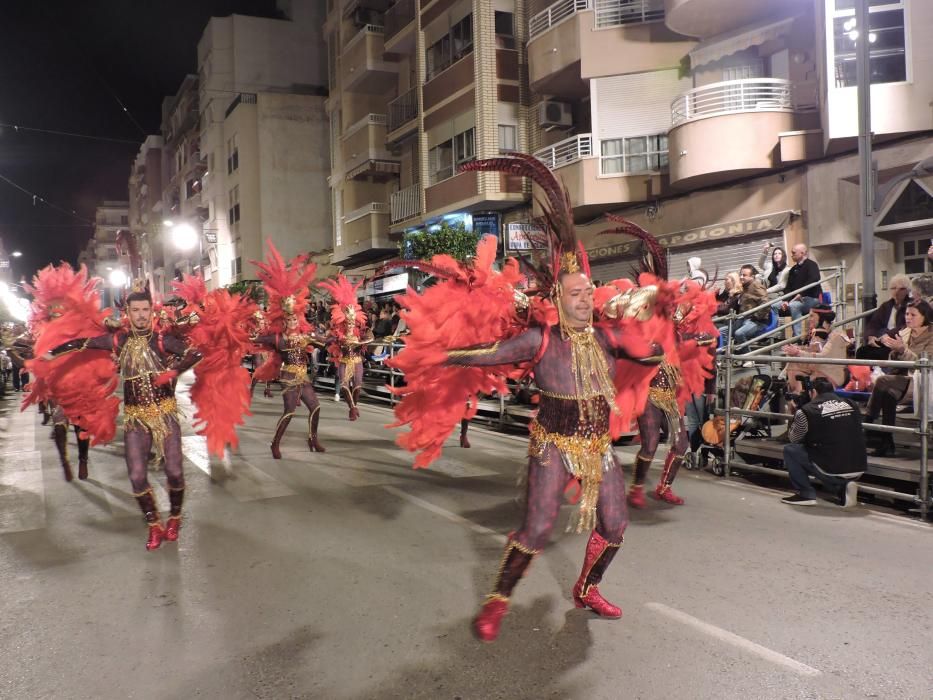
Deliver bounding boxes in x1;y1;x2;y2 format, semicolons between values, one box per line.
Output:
0;122;142;145
0;172;95;225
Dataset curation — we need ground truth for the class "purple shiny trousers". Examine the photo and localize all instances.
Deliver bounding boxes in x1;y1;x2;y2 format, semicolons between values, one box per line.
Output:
125;419;184;493
513;444;629;551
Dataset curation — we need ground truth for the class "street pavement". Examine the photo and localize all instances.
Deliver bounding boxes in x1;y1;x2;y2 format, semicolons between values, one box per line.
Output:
0;380;931;700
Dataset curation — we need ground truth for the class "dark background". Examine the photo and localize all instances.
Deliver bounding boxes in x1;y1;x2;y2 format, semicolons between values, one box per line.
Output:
0;1;280;282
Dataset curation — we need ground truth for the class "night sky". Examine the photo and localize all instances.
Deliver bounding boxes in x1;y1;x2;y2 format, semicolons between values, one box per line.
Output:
0;0;281;282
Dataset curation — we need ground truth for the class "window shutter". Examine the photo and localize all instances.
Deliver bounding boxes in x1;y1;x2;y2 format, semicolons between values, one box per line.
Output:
595;69;691;140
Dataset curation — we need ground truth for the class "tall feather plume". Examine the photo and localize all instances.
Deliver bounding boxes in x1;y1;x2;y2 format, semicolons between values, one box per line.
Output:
600;213;668;281
251;240;318;333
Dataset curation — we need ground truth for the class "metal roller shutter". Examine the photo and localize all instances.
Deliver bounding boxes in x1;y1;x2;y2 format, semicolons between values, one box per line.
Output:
667;232;785;283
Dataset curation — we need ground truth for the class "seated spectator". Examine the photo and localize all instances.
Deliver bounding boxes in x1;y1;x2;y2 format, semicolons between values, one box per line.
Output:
780;377;866;508
757;243;790;295
715;272;741;317
731;265;770;347
775;244;822;338
783;305;850;392
857;274;909;361
864;300;933;456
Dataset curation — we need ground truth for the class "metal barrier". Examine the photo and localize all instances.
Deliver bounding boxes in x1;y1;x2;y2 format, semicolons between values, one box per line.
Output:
717;349;931;520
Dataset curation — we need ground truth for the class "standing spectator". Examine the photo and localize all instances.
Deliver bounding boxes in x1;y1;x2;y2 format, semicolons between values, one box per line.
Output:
780;377;866;508
686;256;708;286
758;243;789;295
776;244;822;338
732;265;770;347
0;349;11;388
910;273;933;305
857;274;910;361
864;300;933;456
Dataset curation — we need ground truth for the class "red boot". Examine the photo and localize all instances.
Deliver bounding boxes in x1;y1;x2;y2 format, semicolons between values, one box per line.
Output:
307;408;326;452
459;420;471;448
76;427;89;480
164;516;181;542
135;488;164;551
270;414;293;460
164;486;184;542
654;484;685;505
472;538;537;642
53;424;73;482
473;596;509;643
627;484;646;509
572;531;623;619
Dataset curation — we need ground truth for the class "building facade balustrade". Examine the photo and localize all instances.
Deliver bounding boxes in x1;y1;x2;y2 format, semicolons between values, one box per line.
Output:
671;78;796;126
390;183;422;224
533;133;594;169
388;88;418;133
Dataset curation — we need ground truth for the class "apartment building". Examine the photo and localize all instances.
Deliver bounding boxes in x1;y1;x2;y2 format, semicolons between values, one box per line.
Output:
526;0;933;296
156;75;205;295
197;3;330;288
128;135;165;294
86;201;130;307
324;0;533;279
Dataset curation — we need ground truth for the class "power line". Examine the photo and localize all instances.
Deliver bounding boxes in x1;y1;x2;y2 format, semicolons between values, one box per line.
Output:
0;122;142;145
0;172;94;225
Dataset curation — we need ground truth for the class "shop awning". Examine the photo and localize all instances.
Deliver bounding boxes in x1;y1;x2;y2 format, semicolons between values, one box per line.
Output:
689;16;796;69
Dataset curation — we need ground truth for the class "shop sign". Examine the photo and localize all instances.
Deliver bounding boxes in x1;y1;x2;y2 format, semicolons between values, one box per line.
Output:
587;211;795;261
507;223;548;250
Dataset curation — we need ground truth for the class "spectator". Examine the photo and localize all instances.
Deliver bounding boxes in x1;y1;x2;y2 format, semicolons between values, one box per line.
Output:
857;274;910;361
780;377;866;508
784;305;850;393
715;272;741;317
686;256;708;286
911;273;933;305
776;244;822;338
758;243;789;295
731;265;770;347
864;300;933;457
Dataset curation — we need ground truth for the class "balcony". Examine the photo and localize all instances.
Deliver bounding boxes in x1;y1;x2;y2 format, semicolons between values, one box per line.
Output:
387;87;418;142
528;0;690;97
341;113;400;180
341;25;398;94
334;202;394;265
423;55;473;111
664;0;783;38
533;133;594;170
668;78;813;188
424;172;479;215
391;183;422;225
385;0;416;53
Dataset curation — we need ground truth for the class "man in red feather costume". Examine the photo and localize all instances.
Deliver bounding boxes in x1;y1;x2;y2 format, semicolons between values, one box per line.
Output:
250;243;326;458
386;153;720;643
319;276;373;422
43;284;202;549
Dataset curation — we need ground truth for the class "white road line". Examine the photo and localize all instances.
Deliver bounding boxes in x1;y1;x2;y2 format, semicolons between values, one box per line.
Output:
866;512;933;530
645;602;821;678
181;435;297;502
381;485;507;543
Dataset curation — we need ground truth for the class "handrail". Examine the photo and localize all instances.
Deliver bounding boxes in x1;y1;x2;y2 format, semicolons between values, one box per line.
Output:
533;133;594;170
594;0;664;29
529;0;591;40
713;272;839;324
672;78;796;127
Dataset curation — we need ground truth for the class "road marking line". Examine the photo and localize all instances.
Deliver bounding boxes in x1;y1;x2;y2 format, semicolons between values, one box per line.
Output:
866;512;933;530
381;485;506;543
645;602;821;677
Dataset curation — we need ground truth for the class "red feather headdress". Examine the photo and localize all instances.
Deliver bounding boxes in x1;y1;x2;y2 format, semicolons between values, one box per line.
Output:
318;275;366;342
252;241;317;334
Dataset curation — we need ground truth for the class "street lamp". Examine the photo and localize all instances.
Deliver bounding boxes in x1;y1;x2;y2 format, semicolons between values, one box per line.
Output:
109;269;128;288
171;223;199;251
11;251;22;258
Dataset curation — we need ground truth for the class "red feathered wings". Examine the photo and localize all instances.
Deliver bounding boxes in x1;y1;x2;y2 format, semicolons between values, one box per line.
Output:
388;235;533;467
24;264;120;444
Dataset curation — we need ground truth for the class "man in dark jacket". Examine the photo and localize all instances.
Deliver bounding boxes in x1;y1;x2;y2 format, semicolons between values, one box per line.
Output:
781;377;866;508
732;265;771;347
777;244;822;338
856;274;909;361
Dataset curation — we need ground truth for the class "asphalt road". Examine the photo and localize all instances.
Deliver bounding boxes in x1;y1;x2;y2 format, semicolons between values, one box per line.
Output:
0;381;930;700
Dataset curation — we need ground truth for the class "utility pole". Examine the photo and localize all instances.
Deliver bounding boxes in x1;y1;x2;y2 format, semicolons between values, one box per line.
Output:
856;0;877;312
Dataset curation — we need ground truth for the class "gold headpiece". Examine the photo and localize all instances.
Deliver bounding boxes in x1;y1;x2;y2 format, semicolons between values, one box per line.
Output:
602;285;658;322
560;251;580;274
281;295;296;315
131;278;147;293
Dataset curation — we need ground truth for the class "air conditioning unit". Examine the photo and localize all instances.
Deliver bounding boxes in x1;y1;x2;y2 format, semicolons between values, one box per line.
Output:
538;101;573;128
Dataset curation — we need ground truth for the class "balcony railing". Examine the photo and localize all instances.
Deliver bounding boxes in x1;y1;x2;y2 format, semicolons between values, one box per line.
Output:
594;0;664;29
388;88;418;132
671;78;794;127
391;184;422;224
533;133;594;169
343;201;390;224
529;0;590;40
343;24;385;55
385;0;415;41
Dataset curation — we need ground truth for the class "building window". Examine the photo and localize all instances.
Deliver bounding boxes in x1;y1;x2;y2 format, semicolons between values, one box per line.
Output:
429;127;474;184
831;0;906;88
902;236;933;275
600;134;668;175
226;134;239;174
495;11;515;49
231;256;242;278
120;215;128;225
426;14;473;80
498;124;517;153
228;185;240;224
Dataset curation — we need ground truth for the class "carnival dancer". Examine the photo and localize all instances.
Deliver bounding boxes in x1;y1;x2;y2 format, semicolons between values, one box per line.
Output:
248;310;275;399
250;243;326;458
318;276;372;421
388;153;693;643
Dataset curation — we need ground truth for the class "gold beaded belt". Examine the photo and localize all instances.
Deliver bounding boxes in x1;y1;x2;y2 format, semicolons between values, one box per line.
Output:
528;421;613;533
281;364;308;386
124;397;179;462
340;355;362;367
